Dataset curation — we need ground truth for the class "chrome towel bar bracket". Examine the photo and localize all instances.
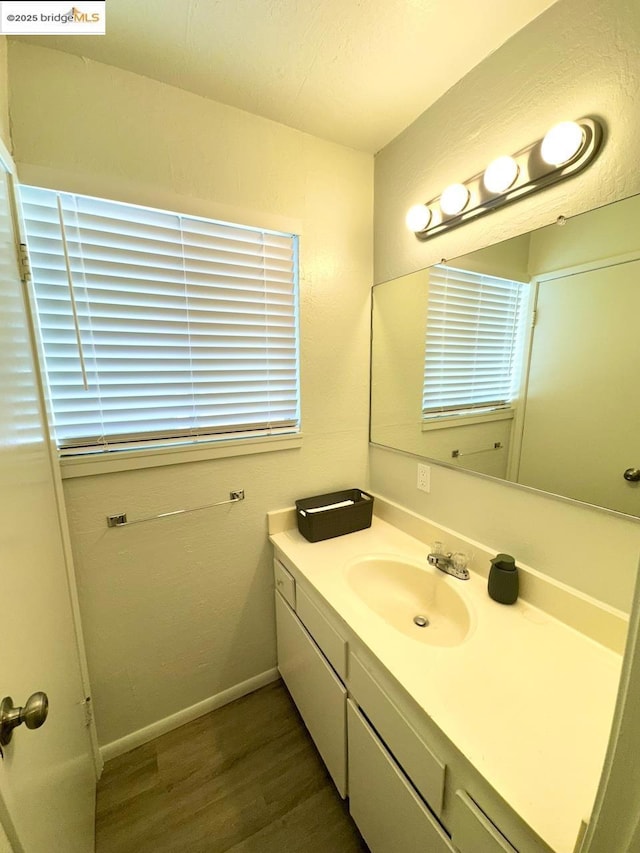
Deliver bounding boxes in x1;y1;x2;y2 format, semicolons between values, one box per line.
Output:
107;490;245;528
451;442;503;458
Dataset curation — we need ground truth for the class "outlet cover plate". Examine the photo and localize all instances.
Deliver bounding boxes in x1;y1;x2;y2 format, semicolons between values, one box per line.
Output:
417;464;431;493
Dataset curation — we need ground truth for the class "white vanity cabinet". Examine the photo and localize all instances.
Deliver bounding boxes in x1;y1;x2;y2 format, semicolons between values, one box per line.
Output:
272;548;557;853
274;559;348;797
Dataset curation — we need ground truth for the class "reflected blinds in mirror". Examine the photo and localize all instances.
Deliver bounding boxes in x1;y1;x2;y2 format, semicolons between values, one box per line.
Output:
422;266;526;418
20;185;300;454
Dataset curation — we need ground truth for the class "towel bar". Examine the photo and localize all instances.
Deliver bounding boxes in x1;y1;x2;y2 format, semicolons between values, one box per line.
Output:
106;490;245;528
451;442;503;459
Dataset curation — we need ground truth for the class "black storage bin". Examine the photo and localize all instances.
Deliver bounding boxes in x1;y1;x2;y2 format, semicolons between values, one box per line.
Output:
295;489;374;542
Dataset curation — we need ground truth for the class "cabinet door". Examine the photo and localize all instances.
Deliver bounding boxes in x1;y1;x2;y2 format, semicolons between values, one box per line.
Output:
451;791;518;853
275;592;347;797
347;701;456;853
349;653;446;815
296;585;347;679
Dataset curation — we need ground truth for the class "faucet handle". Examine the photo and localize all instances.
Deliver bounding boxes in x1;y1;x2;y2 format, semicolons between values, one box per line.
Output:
450;552;471;580
431;540;453;558
452;552;469;572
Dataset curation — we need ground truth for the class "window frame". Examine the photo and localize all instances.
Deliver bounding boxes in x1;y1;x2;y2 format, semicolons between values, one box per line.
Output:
18;184;304;476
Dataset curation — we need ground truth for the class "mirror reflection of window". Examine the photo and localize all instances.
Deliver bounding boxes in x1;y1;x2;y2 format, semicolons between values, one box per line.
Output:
422;266;528;422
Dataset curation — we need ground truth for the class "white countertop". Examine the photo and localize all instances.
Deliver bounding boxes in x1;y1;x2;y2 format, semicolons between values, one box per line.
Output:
270;517;622;853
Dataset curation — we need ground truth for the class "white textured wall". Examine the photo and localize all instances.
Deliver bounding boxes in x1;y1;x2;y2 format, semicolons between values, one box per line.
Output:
8;42;373;747
375;0;640;284
0;38;9;150
372;0;640;612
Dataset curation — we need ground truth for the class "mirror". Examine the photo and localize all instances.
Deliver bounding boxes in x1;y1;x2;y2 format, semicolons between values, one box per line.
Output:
371;193;640;518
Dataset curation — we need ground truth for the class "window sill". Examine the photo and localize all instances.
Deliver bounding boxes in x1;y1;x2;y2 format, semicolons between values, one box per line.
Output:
59;433;303;479
421;409;515;432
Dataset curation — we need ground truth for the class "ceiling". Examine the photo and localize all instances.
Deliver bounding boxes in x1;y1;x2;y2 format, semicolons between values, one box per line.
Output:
15;0;559;153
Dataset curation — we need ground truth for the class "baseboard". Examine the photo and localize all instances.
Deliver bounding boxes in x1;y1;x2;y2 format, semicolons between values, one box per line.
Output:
100;667;280;762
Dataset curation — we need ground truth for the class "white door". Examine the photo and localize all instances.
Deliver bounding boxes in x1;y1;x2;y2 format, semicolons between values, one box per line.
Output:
517;259;640;516
0;148;96;849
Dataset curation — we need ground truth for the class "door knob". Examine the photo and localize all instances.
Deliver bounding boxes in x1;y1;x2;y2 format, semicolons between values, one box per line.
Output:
623;468;640;482
0;692;49;746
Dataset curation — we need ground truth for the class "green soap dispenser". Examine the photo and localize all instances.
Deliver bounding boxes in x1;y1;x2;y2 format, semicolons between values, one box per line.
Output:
488;553;519;604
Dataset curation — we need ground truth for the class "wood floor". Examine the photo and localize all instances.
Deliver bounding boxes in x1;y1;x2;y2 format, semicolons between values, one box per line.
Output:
96;680;369;853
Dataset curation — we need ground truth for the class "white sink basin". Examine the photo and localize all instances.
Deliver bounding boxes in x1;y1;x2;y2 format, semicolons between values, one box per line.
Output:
346;555;472;647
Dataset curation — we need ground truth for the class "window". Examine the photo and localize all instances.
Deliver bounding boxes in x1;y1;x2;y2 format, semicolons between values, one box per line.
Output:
422;265;527;420
20;186;300;455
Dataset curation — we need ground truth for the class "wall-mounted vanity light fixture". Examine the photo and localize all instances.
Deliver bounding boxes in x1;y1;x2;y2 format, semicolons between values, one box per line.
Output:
406;118;603;239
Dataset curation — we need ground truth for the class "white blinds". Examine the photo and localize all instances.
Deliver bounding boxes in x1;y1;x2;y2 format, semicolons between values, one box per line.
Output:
20;186;300;453
423;265;526;418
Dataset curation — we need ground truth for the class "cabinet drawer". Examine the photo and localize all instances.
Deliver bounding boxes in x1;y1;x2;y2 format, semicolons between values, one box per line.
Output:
347;700;455;853
296;585;347;680
273;558;296;609
451;790;518;853
275;592;347;797
349;653;446;816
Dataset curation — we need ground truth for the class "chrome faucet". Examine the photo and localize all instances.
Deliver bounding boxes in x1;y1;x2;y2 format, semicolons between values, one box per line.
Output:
427;543;470;580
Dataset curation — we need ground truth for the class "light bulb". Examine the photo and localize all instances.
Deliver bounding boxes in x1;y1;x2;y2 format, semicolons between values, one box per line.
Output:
405;204;432;233
541;121;585;167
483;156;519;194
440;183;469;216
